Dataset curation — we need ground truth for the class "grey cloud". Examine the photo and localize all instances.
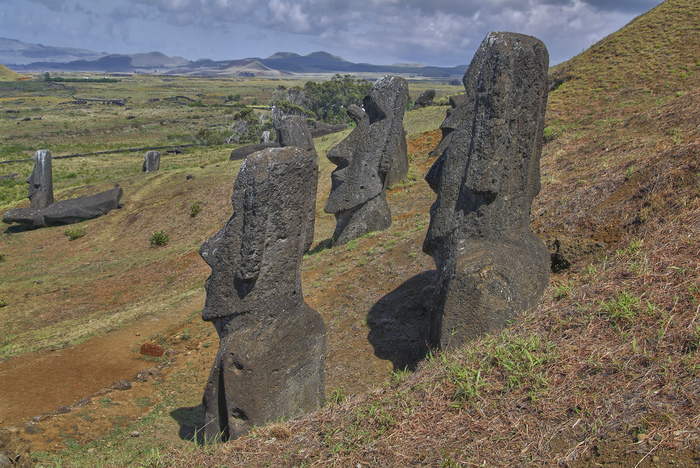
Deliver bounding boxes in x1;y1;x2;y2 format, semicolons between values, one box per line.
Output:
27;0;67;12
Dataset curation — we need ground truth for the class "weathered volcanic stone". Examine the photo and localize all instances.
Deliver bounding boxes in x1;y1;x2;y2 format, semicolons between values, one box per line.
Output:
229;142;280;161
427;93;469;161
324;75;408;245
413;88;436;109
27;149;54;209
2;207;45;228
277;115;319;253
199;146;325;441
43;187;123;226
142;151;161;172
422;32;551;349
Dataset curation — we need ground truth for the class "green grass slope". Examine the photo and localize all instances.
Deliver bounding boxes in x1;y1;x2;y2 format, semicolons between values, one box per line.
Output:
0;62;23;81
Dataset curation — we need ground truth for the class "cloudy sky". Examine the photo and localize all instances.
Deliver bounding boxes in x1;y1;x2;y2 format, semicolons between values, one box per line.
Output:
0;0;664;67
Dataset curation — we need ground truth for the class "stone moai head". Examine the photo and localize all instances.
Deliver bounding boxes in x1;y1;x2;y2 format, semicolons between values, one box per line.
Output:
26;149;54;210
423;32;550;271
323;75;408;244
142;151;161;172
199;146;318;334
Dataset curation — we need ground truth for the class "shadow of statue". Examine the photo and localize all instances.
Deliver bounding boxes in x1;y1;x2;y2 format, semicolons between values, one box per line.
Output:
170;404;206;444
366;270;436;371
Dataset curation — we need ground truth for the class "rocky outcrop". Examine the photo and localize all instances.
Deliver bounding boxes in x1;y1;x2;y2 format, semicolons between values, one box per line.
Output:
324;75;409;245
423;32;551;349
413;88;436;109
27;149;54;209
142;150;161;172
199;146;325;441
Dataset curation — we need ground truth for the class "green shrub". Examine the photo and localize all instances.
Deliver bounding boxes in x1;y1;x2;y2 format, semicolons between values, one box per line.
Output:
150;230;170;247
64;225;86;241
0;252;5;262
190;200;202;217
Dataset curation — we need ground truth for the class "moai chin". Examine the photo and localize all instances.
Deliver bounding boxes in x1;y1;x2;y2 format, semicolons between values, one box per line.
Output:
27;149;54;209
199;146;325;441
422;32;551;349
324;75;409;245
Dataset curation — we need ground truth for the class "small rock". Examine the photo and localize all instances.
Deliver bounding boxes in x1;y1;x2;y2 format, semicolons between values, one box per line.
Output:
130;431;140;438
73;398;92;408
140;343;164;357
636;432;648;442
652;455;660;463
32;414;51;422
186;174;195;180
57;405;71;414
111;380;132;391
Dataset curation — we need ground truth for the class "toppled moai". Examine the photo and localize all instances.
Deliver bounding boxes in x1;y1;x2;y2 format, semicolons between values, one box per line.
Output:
2;149;123;229
324;75;409;245
27;149;54;209
142;151;161;172
199;146;325;441
423;32;551;349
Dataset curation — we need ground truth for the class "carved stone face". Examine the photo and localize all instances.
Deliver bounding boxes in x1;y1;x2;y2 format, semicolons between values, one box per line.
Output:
199;147;317;323
324;76;408;216
422;32;549;267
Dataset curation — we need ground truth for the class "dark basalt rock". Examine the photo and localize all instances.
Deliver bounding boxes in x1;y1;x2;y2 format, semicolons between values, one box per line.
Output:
423;32;551;349
200;146;325;442
142;150;161;172
43;187;123;226
229;142;280;161
427;93;469;161
2;207;45;228
324;75;409;245
310;121;348;138
413;88;436;109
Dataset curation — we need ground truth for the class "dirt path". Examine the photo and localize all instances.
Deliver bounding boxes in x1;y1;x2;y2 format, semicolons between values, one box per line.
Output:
0;293;204;428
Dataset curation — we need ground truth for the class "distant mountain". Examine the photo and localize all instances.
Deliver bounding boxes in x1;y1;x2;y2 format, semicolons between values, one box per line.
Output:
0;38;467;77
0;37;104;65
175;51;467;78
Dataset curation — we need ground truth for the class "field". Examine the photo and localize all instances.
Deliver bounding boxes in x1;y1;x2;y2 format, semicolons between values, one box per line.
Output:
1;0;700;465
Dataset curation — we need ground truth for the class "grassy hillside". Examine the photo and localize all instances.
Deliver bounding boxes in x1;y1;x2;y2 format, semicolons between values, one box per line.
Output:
0;62;24;81
1;0;698;465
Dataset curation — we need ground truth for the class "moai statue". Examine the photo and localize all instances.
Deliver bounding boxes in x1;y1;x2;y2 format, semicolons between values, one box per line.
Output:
27;149;54;209
142;151;161;172
199;146;325;441
277;115;319;252
423;32;551;349
324;75;409;245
